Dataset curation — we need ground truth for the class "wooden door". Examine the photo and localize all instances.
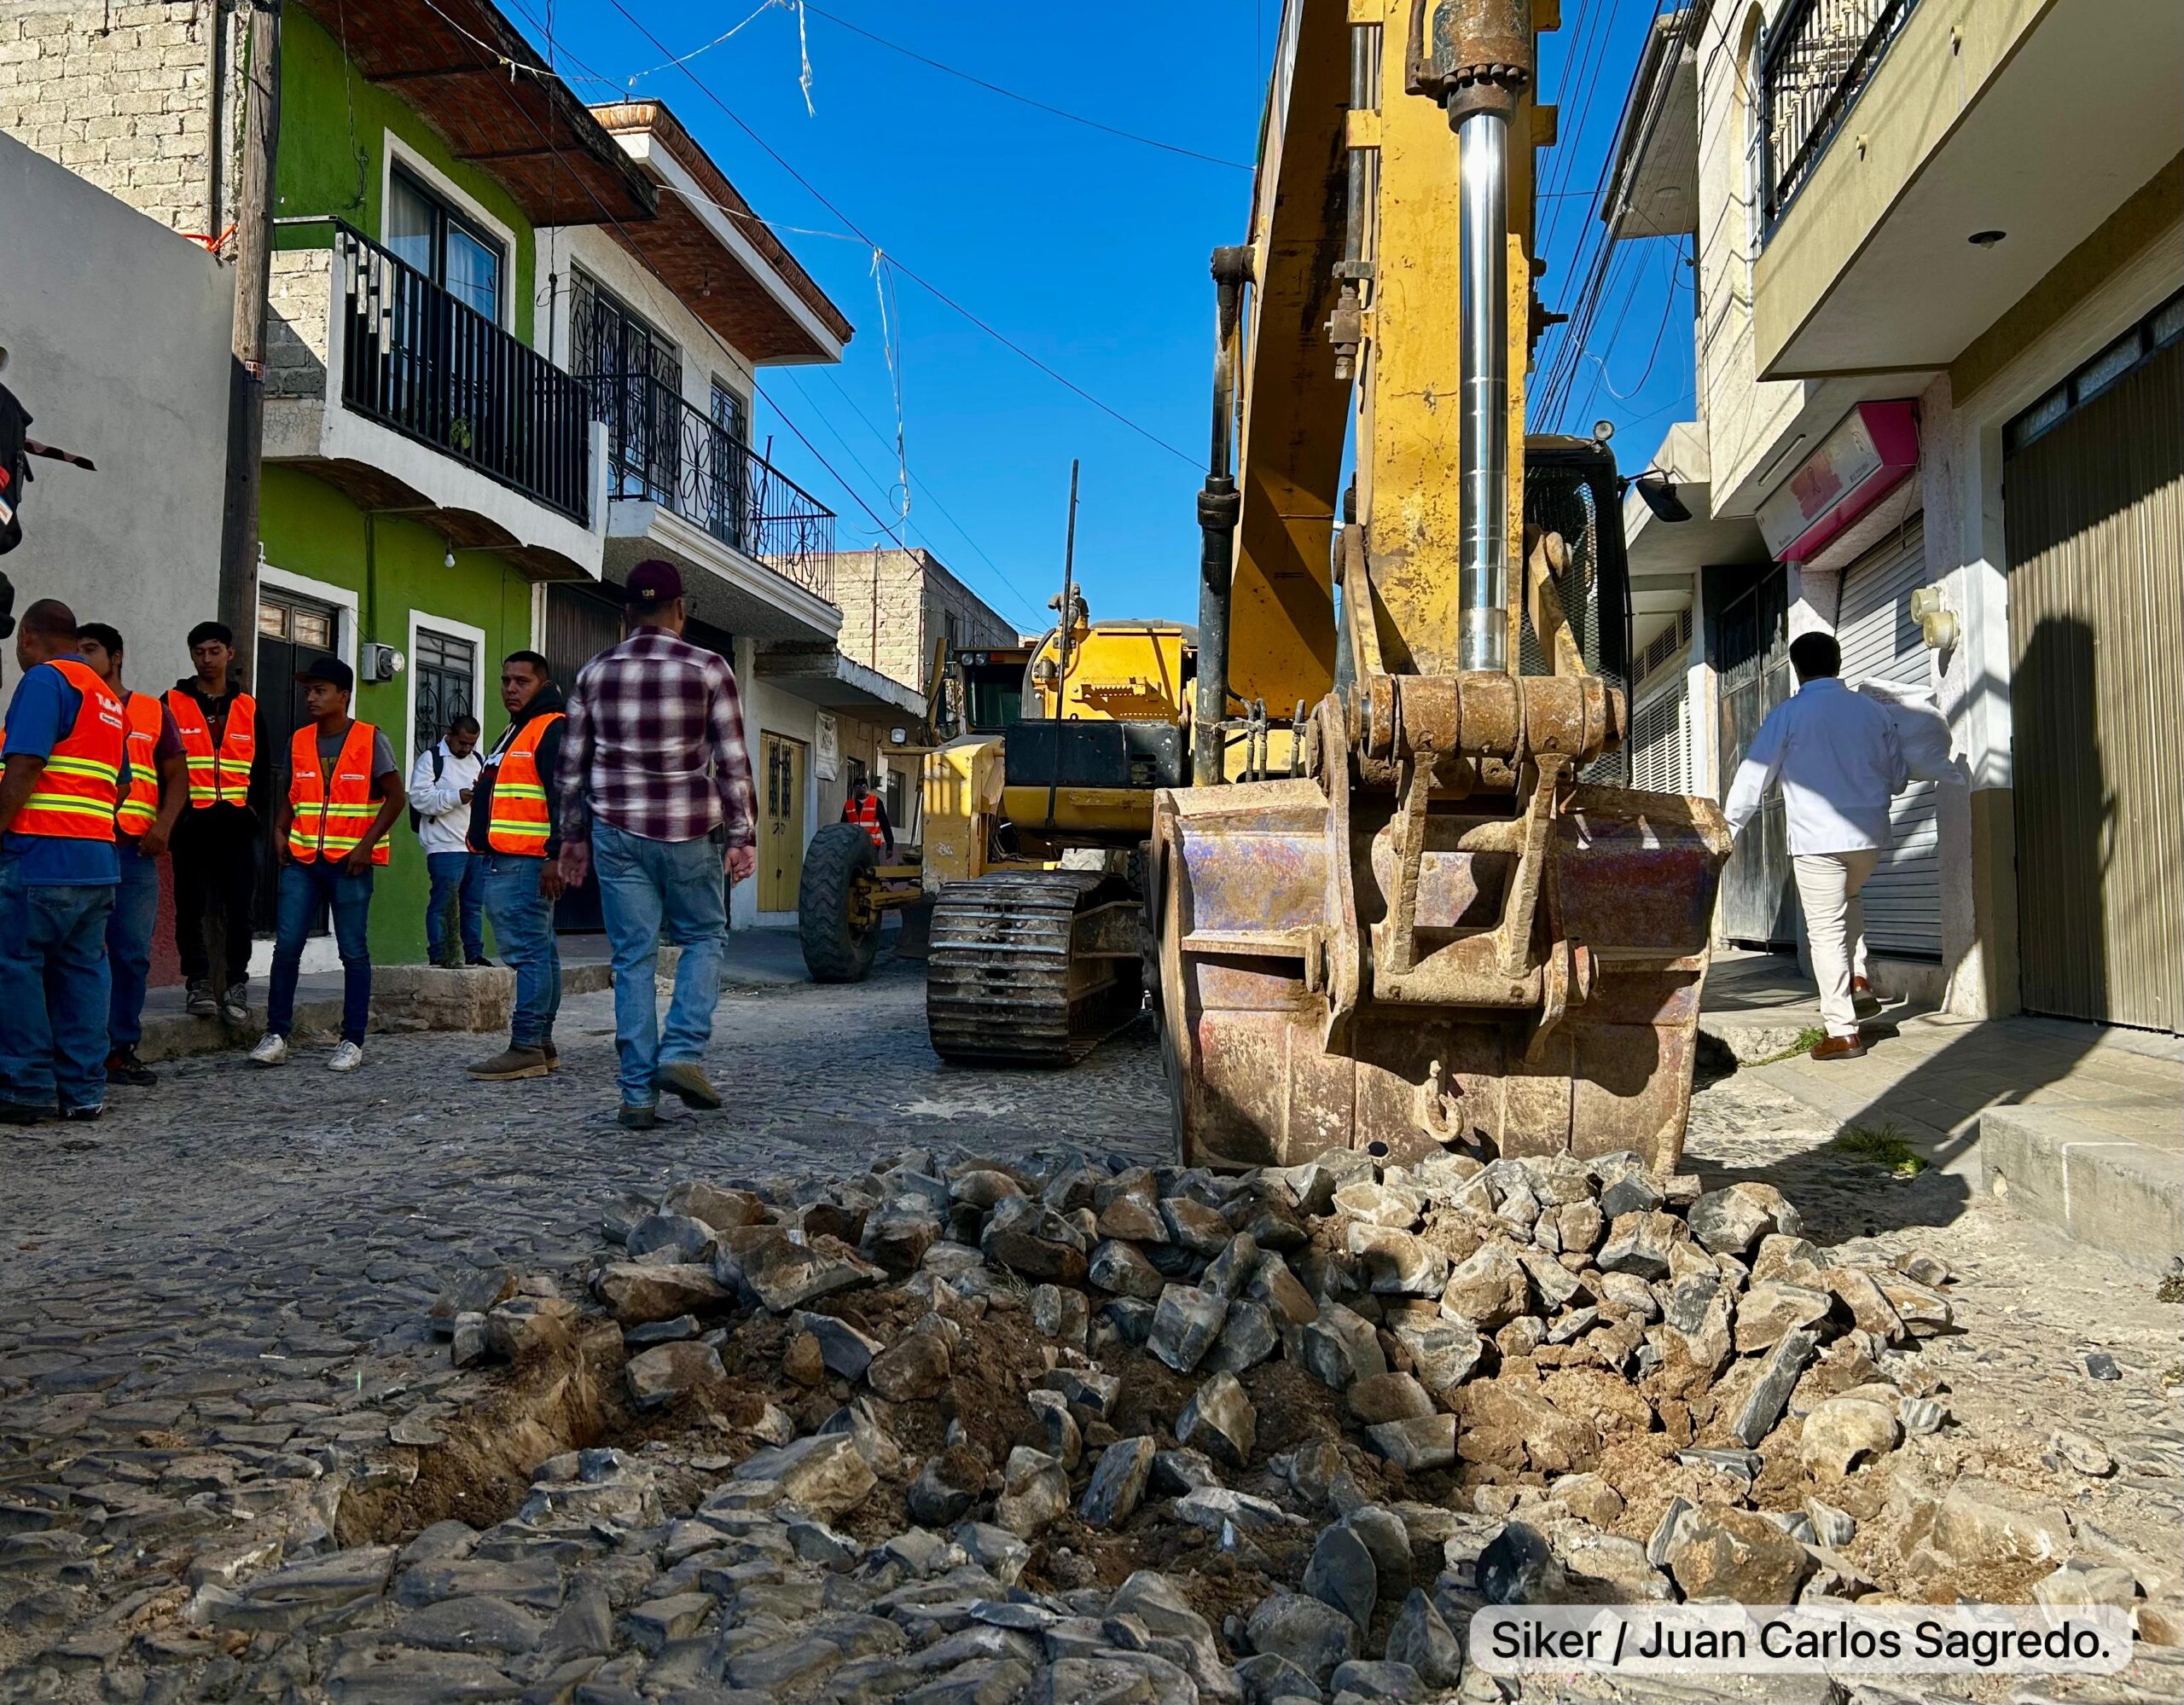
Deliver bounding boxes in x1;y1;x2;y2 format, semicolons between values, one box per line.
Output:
757;733;807;913
1712;565;1796;948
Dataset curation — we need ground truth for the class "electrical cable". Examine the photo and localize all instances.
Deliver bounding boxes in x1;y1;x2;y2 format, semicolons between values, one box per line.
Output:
799;5;1252;172
1536;3;1701;427
453;0;1043;625
593;0;1202;467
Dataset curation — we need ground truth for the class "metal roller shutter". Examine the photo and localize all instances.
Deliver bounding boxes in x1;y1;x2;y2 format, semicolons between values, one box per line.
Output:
1629;680;1690;794
1837;525;1941;959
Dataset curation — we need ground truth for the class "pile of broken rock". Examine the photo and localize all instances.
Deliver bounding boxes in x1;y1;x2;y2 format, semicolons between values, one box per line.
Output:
401;1145;2173;1703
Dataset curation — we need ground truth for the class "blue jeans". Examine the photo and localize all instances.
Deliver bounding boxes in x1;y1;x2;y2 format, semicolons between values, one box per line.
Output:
593;819;726;1107
107;840;162;1052
268;859;374;1045
426;850;485;963
0;859;115;1113
482;852;561;1049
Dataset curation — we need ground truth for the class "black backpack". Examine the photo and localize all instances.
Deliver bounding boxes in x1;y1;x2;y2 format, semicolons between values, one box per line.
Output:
408;745;446;833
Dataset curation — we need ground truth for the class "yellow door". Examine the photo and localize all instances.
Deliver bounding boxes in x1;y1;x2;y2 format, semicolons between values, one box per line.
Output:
758;733;807;912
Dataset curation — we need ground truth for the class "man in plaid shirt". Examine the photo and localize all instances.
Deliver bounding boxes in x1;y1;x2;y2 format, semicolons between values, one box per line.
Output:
557;560;756;1128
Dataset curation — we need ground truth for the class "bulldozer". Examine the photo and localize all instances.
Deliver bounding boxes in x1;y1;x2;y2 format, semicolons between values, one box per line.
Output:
798;611;1195;1065
1152;0;1732;1177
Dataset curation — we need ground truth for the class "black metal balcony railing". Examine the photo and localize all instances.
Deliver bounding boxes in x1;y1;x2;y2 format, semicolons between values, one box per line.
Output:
334;223;591;524
590;368;836;602
1760;0;1920;231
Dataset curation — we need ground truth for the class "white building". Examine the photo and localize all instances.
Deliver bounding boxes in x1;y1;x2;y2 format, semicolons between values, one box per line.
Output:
1604;0;2182;1031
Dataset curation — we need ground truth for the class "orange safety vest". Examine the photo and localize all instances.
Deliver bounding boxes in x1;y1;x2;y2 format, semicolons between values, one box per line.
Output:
288;721;390;865
844;792;885;850
166;688;256;808
12;659;125;840
484;711;564;855
115;691;165;837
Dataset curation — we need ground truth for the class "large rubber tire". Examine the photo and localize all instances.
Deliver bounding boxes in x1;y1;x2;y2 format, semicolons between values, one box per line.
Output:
799;821;882;983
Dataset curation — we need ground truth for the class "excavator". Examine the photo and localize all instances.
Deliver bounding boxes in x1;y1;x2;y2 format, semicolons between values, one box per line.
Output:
1152;0;1732;1176
798;610;1195;1064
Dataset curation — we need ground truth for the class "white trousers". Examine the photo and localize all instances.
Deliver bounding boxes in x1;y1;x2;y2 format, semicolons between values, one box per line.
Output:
1793;850;1879;1039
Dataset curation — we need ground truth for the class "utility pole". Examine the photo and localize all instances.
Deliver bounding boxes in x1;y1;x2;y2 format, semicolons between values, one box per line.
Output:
218;0;284;691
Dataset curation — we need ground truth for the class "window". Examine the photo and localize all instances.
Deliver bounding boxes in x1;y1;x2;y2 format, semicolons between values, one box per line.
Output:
572;267;680;502
412;627;477;759
709;378;750;545
258;593;337;653
387;168;503;322
710;380;747;446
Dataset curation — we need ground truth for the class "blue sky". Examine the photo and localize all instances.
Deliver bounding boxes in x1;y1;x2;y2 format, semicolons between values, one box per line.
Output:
514;1;1690;631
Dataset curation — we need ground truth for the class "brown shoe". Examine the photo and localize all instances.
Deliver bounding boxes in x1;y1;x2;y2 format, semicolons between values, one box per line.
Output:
655;1061;722;1110
541;1038;561;1071
1810;1034;1868;1061
468;1045;551;1081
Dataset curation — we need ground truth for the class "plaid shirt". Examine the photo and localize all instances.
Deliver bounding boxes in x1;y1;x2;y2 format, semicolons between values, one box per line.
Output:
556;628;755;847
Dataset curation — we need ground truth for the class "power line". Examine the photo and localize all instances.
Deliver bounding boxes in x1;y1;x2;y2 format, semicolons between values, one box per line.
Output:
593;0;1201;468
495;1;1055;626
800;5;1252;172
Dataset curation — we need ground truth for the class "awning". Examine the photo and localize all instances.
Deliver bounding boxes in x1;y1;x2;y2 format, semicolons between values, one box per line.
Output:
294;0;656;228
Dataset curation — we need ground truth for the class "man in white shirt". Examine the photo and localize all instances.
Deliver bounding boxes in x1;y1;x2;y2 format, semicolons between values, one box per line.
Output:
410;714;485;967
1723;631;1908;1060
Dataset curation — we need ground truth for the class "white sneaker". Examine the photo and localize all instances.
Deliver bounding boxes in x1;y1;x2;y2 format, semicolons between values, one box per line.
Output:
326;1041;364;1073
247;1032;288;1067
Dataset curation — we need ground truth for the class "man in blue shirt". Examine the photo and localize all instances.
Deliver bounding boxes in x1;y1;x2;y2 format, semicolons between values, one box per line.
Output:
0;598;125;1121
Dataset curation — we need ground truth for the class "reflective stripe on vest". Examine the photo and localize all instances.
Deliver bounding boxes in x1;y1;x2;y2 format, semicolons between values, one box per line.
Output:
288;721;390;865
115;691;164;836
14;659;126;841
845;792;884;850
485;710;564;855
166;689;256;807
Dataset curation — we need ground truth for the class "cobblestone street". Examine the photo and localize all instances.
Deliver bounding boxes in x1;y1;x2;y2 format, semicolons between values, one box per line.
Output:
3;954;2180;1701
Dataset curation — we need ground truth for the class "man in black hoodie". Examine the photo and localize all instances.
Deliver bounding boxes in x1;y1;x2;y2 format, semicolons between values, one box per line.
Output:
465;652;567;1081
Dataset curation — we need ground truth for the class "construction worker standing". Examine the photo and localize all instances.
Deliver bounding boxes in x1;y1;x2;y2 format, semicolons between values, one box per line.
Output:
75;623;189;1088
248;656;405;1073
166;621;259;1025
842;772;895;856
0;598;126;1122
465;651;567;1082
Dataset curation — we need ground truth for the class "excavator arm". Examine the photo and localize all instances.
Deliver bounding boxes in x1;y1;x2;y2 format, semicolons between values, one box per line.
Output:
1161;0;1734;1177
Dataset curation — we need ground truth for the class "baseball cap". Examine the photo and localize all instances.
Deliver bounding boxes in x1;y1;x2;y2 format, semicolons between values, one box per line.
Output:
627;559;684;603
296;653;354;693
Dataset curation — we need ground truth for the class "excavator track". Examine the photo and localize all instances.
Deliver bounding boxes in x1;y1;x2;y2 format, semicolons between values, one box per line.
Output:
926;871;1142;1067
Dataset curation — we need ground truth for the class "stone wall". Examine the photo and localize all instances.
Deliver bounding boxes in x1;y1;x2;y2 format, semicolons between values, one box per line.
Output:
0;0;230;236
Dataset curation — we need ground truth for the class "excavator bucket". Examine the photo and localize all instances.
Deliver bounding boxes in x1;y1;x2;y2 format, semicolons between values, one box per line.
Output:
1154;693;1732;1175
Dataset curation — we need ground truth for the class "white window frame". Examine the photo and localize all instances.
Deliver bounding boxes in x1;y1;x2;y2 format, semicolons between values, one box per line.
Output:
258;564;360;676
404;608;488;773
381;131;517;328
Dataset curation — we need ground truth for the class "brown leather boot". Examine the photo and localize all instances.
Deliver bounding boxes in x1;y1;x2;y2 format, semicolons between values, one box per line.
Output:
467;1045;551;1081
1810;1034;1868;1061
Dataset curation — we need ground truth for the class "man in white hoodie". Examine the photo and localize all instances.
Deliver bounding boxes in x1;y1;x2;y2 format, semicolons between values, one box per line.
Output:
410;713;485;966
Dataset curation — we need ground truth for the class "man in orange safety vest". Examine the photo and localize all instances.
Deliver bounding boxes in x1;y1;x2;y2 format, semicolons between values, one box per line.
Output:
247;654;405;1075
0;598;127;1122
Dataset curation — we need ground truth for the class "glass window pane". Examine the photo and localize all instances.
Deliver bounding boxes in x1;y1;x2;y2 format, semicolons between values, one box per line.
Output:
386;172;437;278
444;223;501;322
258;602;288;639
293;611;333;651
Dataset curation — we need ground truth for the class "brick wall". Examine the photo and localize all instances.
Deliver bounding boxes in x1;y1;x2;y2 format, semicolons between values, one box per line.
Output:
0;2;232;236
828;547;1015;693
264;246;330;399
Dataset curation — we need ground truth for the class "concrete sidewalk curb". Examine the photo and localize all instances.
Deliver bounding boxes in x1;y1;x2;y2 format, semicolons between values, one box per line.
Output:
1980;1105;2184;1274
136;952;679;1064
